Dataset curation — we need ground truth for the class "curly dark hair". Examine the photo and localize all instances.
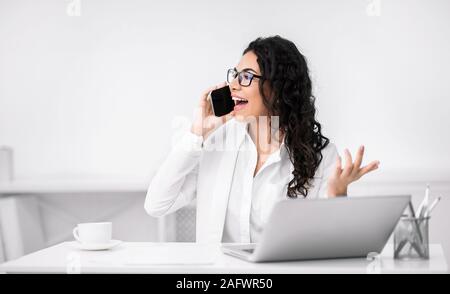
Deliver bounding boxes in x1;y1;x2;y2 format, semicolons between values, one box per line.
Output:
243;35;330;198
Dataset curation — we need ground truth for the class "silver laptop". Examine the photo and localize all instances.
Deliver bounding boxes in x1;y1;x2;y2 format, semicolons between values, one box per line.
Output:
221;195;410;262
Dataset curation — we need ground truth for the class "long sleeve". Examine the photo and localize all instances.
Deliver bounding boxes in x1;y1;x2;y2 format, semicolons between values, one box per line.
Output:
144;130;203;217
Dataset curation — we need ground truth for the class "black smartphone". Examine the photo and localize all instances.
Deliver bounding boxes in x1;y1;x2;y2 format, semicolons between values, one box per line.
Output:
209;85;234;117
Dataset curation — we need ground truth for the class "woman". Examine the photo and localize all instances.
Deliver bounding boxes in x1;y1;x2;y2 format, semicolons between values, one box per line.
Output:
145;36;380;244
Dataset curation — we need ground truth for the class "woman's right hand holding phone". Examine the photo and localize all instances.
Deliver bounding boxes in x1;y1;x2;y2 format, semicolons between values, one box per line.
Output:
191;82;234;140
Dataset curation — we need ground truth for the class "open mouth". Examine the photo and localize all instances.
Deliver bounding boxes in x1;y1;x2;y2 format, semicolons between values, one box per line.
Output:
232;97;248;106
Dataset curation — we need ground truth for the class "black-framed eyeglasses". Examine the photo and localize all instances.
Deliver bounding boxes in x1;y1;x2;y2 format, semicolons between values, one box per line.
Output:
227;68;262;87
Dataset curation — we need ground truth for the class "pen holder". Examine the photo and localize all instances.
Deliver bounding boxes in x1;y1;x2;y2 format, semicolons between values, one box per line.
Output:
394;216;430;260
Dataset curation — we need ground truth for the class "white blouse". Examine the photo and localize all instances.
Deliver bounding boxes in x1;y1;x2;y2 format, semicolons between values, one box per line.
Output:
145;118;339;243
221;123;336;243
221;128;284;243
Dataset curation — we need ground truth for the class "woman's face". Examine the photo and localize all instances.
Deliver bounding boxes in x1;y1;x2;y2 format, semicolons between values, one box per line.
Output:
229;51;269;120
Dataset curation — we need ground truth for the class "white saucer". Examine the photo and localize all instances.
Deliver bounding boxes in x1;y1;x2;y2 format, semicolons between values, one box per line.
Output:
74;240;122;251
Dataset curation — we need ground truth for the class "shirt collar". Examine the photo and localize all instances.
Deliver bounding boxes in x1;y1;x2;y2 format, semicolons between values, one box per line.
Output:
236;119;287;163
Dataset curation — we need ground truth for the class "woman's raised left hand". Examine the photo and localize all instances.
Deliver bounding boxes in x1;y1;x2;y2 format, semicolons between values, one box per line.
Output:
327;145;380;197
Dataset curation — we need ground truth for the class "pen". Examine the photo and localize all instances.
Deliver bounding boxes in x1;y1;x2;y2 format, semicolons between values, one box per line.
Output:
424;197;441;218
416;184;430;218
408;201;423;243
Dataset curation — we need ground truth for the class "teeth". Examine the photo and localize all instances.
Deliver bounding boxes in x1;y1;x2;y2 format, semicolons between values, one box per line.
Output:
232;97;248;102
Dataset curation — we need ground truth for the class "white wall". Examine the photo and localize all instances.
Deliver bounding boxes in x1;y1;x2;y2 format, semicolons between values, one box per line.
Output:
1;0;450;182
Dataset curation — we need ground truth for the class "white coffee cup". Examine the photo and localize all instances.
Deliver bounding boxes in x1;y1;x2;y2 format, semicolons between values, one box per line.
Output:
73;222;112;244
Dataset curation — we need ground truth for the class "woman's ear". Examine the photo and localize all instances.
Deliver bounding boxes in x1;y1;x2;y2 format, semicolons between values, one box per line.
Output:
261;80;276;116
262;81;273;100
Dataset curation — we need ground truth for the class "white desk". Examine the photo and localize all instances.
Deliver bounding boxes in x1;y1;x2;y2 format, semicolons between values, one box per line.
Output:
0;242;447;274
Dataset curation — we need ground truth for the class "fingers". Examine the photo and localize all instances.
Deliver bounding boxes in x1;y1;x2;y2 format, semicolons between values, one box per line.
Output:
201;84;220;102
201;82;228;103
200;88;214;108
203;85;217;97
351;145;364;176
333;155;342;178
357;160;380;179
342;149;353;176
331;146;379;194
